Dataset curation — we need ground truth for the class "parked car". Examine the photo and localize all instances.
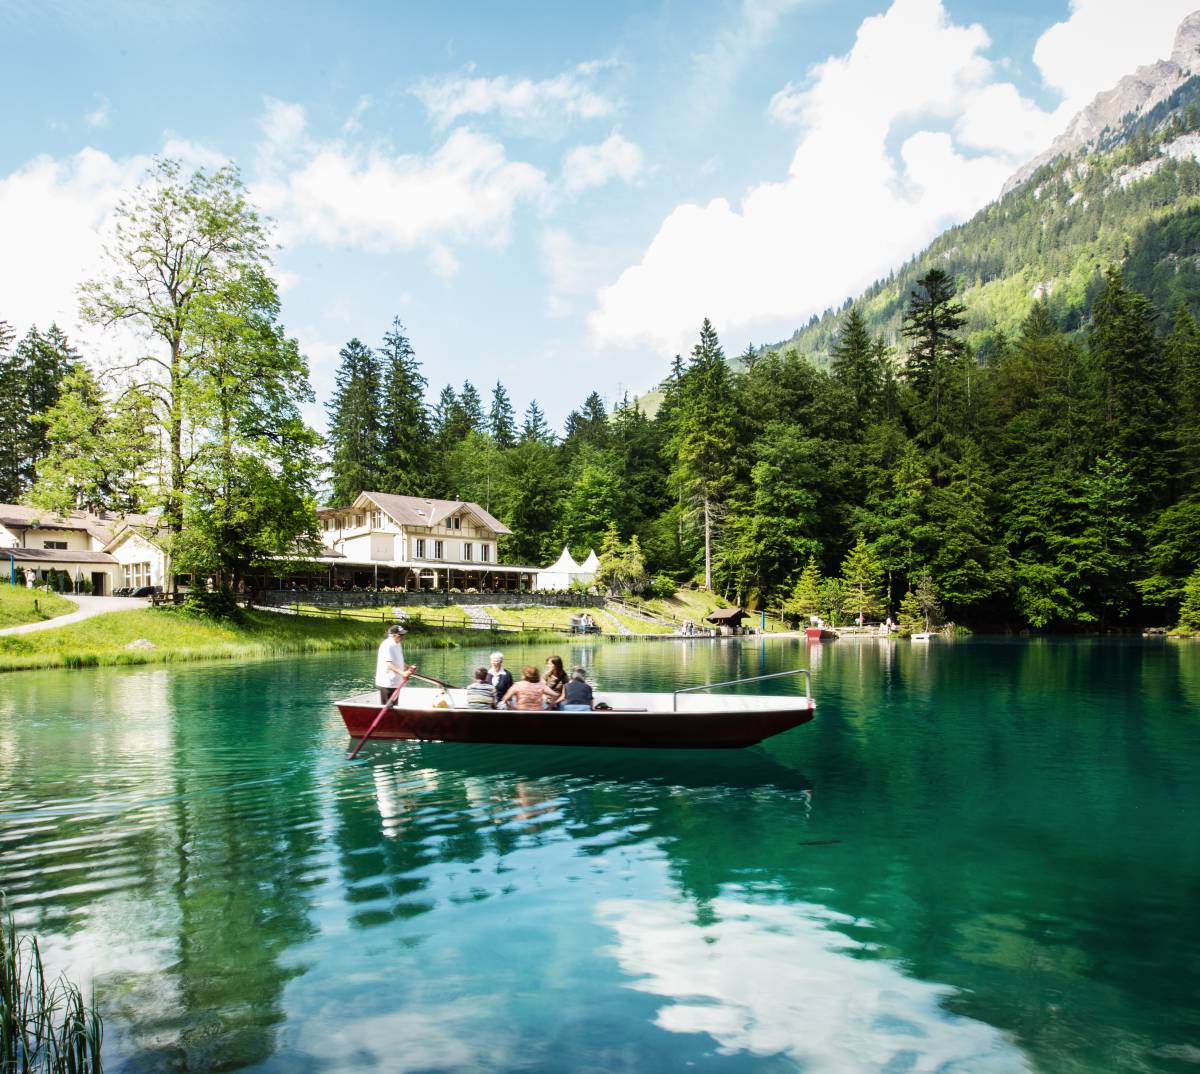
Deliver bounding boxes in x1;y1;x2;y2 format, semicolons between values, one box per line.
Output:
129;585;162;598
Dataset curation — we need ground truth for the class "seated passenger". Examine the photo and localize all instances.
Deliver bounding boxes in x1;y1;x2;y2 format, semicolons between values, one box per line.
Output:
558;667;594;711
465;666;497;709
543;655;568;707
502;666;546;710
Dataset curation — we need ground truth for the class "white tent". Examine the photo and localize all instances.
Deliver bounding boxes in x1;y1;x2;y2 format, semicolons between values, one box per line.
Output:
536;547;598;591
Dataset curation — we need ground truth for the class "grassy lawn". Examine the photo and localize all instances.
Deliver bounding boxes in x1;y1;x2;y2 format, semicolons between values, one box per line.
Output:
0;606;550;674
289;602;473;628
602;607;672;635
624;590;792;633
484;605;578;631
0;585;77;628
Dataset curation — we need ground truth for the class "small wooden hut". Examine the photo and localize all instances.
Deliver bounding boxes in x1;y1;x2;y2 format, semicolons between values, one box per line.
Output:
707;607;749;636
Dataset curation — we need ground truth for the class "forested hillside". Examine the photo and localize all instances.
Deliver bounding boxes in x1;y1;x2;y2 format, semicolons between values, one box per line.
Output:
776;76;1200;365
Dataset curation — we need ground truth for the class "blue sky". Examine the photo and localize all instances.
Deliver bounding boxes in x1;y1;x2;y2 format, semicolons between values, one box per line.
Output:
1;0;1195;430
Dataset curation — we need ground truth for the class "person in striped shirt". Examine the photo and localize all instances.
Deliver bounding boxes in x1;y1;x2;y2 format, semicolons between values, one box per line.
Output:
465;666;498;709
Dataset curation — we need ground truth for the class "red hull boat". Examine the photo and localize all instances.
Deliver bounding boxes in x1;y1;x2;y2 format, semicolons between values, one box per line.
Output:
337;672;815;751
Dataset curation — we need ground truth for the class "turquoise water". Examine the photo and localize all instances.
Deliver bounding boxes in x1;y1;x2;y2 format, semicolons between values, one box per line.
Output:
1;637;1198;1073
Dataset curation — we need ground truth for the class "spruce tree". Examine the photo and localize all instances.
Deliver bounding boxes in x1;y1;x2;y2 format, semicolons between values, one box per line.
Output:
488;381;517;448
840;533;885;622
673;319;737;589
377;318;430;495
900;269;968;477
521;399;552;444
459;380;485;433
325;338;383;504
830;309;880;421
783;557;823;623
1088;266;1174;506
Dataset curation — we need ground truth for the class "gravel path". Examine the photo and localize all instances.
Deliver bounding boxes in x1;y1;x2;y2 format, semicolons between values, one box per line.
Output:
595;609;632;636
461;605;498;629
0;594;148;636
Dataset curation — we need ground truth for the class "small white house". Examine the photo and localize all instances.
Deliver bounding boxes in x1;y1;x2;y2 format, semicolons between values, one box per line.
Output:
0;503;165;594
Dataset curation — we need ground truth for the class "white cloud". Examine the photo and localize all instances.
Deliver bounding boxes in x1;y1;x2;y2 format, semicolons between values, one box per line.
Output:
84;96;111;128
254;108;547;273
0;148;146;338
600;894;1031;1074
412;62;617;130
561;131;644;192
590;0;1019;351
591;0;1200;354
1034;0;1196;117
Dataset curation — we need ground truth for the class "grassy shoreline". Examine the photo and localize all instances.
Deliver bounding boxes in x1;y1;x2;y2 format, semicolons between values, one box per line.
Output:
0;585;77;628
0;606;574;674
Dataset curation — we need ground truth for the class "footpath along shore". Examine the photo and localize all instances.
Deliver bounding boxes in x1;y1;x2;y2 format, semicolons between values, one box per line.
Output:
0;594;144;636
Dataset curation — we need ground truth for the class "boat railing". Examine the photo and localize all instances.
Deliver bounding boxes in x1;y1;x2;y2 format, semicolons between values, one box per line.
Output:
673;668;812;711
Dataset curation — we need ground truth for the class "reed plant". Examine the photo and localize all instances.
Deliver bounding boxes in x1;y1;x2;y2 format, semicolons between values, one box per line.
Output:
0;906;102;1074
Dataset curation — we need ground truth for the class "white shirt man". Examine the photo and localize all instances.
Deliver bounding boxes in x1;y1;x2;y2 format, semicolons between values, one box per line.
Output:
375;624;411;704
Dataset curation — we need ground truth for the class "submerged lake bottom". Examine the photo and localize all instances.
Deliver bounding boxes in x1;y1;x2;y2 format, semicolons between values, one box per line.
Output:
1;636;1198;1073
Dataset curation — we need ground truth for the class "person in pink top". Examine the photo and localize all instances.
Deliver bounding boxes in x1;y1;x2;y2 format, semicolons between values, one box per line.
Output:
502;666;547;710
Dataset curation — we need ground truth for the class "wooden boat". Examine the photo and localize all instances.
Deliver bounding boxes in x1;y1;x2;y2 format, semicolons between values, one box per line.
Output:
910;631;933;642
805;627;837;641
337;670;815;751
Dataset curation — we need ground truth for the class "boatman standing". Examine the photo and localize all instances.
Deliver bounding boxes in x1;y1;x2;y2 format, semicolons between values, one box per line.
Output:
376;623;415;705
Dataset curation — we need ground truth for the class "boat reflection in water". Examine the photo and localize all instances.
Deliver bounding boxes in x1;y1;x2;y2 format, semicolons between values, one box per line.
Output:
598;892;1032;1074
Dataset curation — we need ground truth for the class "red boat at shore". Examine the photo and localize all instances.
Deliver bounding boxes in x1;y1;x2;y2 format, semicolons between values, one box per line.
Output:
337;670;815;751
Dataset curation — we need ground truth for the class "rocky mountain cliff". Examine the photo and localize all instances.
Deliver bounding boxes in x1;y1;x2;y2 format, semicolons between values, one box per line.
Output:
1003;11;1200;194
768;10;1200;369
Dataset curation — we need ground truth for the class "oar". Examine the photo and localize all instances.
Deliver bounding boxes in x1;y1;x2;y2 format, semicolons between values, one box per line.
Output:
411;671;455;690
349;667;415;760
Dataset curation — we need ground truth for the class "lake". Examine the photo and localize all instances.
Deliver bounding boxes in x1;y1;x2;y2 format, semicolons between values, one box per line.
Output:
1;636;1198;1073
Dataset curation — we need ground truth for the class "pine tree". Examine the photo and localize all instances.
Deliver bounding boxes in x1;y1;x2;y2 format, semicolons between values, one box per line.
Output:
673;318;737;589
782;557;823;623
459;380;485;433
900;269;969;476
840;533;885;622
521;399;552;444
830;309;881;421
1166;304;1200;489
325;338;383;504
377;318;430;495
488;381;516;448
1088;266;1174;506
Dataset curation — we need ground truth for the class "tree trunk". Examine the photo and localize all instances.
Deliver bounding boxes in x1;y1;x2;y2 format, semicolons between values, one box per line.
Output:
703;496;712;590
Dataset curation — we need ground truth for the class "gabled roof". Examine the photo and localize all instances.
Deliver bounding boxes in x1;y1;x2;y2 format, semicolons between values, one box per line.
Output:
103;523;167;554
323;492;512;535
707;607;747;623
0;547;117;564
0;503;160;547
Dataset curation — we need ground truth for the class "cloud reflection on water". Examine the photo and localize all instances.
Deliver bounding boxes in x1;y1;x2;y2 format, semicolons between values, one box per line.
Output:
598;893;1031;1074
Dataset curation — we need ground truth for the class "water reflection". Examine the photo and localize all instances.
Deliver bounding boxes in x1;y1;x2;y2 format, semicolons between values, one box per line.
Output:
1;639;1198;1073
599;891;1032;1073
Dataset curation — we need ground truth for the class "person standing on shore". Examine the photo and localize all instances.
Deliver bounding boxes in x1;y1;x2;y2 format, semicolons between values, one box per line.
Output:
376;623;415;705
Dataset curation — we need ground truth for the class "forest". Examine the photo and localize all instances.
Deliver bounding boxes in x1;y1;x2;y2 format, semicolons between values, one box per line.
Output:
2;157;1200;632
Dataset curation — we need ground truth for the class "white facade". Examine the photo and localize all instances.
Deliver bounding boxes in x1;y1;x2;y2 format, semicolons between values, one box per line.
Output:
107;530;170;590
312;492;531;591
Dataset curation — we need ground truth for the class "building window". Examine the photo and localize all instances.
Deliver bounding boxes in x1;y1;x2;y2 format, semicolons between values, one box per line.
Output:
463;542;473;561
415;538;425;559
123;562;152;588
481;544;490;563
44;541;67;550
434;540;444;560
451;516;461;530
322;519;330;531
355;513;364;528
